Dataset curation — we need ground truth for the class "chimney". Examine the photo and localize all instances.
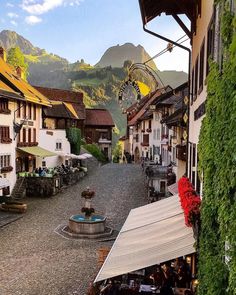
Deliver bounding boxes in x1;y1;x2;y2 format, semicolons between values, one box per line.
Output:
0;47;7;62
16;66;23;79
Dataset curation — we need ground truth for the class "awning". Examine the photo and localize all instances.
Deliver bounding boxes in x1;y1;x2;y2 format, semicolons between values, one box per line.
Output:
94;195;195;283
0;178;10;189
81;153;93;158
168;183;179;195
17;146;57;157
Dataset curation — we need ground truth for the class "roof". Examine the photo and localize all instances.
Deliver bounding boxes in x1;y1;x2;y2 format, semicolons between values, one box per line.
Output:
0;88;23;101
43;103;79;120
85;109;115;127
94;195;195;282
0;58;51;106
34;86;83;103
35;86;85;120
128;86;170;126
138;0;198;28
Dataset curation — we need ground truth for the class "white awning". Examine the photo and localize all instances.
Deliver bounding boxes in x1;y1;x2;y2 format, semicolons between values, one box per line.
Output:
81;153;93;158
94;195;195;283
0;178;10;189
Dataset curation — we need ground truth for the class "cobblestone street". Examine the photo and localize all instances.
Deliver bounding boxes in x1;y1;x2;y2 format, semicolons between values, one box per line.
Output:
0;164;147;295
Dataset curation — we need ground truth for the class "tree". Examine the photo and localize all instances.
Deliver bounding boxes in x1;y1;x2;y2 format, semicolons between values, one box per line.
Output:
7;47;28;79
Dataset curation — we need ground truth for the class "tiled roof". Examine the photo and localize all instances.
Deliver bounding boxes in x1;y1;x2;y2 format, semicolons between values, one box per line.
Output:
35;86;85;120
0;58;51;106
85;109;115;127
34;86;83;103
128;86;170;126
43;103;78;119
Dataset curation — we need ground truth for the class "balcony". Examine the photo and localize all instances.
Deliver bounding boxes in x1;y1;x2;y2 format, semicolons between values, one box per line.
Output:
176;145;187;161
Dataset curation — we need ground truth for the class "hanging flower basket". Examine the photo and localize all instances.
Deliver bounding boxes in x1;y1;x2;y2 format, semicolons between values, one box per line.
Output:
178;176;201;227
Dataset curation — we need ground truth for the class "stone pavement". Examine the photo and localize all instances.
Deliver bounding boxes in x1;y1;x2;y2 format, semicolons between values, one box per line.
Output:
0;211;23;228
0;163;147;295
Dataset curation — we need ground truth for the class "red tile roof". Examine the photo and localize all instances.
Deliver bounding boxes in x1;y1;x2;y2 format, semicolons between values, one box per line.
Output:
85;109;115;127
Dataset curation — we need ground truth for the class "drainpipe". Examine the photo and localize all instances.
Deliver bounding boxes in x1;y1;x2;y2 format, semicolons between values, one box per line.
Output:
143;25;191;176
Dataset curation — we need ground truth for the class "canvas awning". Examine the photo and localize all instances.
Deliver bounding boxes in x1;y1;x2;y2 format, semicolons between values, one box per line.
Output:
94;195;195;283
17;146;57;157
0;178;10;189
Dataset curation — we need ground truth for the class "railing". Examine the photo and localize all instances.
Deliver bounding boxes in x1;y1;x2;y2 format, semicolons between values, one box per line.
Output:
176;145;187;161
145;165;168;178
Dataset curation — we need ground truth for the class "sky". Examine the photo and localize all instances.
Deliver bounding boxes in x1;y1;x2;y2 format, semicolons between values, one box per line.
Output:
0;0;190;72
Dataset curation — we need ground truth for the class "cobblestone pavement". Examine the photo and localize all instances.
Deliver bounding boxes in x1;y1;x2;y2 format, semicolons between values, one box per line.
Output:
0;163;147;295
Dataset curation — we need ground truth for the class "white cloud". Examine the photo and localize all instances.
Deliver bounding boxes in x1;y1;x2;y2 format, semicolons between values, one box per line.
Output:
21;0;82;15
10;20;18;26
6;2;14;7
7;12;19;18
25;15;42;25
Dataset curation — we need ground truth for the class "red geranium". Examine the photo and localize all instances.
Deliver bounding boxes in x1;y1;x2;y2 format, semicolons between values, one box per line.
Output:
178;176;201;227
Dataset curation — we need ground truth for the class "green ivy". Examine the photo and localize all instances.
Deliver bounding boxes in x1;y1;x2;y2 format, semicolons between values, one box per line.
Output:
66;127;81;155
198;1;236;294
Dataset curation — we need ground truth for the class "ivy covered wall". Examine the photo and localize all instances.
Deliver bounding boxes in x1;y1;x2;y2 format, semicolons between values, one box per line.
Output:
198;1;236;294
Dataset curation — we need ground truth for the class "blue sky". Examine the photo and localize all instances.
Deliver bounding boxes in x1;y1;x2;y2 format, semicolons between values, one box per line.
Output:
0;0;190;72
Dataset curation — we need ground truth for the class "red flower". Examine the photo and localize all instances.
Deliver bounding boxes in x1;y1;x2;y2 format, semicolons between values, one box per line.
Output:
178;176;201;227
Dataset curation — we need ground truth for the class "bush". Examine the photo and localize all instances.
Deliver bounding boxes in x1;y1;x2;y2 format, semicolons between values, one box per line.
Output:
83;144;107;163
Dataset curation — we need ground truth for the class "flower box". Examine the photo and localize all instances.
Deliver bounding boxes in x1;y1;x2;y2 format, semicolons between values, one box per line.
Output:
0;109;11;115
1;166;13;173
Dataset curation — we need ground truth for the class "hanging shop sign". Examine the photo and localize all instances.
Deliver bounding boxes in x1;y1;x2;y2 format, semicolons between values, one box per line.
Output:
118;79;141;114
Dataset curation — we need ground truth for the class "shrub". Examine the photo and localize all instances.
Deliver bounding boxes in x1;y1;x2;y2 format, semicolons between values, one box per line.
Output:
83;144;107;163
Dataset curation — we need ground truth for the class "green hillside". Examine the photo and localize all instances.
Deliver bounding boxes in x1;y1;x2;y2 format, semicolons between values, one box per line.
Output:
0;30;188;143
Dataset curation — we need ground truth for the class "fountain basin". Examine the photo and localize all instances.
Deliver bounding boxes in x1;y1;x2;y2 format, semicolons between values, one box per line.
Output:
68;214;106;234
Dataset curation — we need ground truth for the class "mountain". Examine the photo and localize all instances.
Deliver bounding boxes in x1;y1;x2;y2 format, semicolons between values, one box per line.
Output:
96;43;157;70
0;30;187;141
0;30;43;55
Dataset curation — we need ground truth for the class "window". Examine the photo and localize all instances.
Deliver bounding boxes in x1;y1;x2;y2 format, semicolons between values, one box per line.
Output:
194;57;199;100
42;161;46;167
143;134;149;144
17;101;21;118
142;121;145;130
0;99;9;111
33;105;36;120
23;103;26;119
155;113;160;121
28;128;31;143
56;142;62;150
206;15;215;76
148;120;152;129
199;38;205;92
0;126;10;142
33;128;36;142
22;128;26;142
28;103;32;120
0;155;11;168
160;181;166;193
191;67;195;104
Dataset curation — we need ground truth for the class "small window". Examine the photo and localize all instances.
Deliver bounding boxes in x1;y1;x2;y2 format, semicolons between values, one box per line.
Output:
56;142;62;150
199;38;205;92
194;57;199;100
42;161;46;167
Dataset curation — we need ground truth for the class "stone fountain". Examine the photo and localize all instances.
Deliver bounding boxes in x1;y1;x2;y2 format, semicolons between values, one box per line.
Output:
65;187;112;239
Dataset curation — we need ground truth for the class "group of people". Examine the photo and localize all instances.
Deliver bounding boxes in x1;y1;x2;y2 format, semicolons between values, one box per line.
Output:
87;259;193;295
34;166;48;177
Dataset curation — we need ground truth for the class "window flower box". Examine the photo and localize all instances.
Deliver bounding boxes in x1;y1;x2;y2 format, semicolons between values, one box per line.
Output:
146;128;152;133
141;129;145;133
1;138;12;144
1;166;13;173
0;109;11;115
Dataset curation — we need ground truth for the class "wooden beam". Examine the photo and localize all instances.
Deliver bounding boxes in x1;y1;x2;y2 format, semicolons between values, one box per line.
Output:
172;14;191;39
